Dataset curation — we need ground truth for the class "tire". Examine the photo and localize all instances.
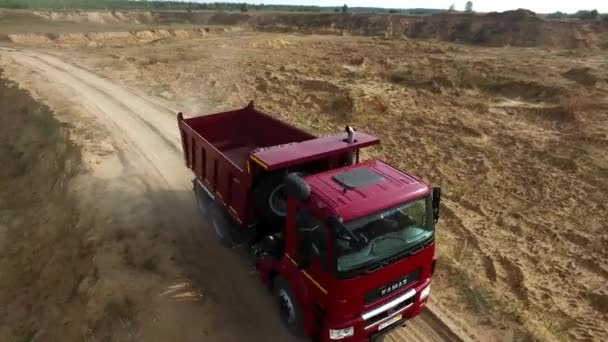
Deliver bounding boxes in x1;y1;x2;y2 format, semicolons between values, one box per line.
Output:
274;276;306;337
254;172;288;227
193;180;239;248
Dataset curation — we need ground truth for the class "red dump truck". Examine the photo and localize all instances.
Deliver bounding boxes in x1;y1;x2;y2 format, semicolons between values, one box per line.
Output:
177;102;441;341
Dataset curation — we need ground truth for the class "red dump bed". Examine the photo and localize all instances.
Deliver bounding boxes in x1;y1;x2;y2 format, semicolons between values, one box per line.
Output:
180;105;315;171
178;103;379;225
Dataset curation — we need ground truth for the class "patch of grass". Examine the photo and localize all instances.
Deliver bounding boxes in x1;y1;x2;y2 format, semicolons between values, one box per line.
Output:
540;311;578;342
122;243;135;267
449;266;496;315
141;255;159;272
44;32;59;41
387;68;410;84
104;295;135;320
112;227;136;242
20;329;37;342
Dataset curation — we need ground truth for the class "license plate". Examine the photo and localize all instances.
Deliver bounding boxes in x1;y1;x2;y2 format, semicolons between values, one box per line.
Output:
378;314;402;331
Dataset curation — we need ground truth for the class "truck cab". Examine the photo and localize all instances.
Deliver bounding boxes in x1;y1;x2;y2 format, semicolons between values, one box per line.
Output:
256;160;439;341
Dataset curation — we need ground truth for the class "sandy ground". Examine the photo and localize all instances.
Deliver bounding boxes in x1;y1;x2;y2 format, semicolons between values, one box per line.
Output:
1;10;607;342
36;31;608;341
0;49;295;342
0;48;460;342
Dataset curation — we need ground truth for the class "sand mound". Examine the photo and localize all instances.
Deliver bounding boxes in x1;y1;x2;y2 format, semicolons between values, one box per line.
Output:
7;28;208;46
486;80;561;101
250;39;291;48
31;10;151;25
297;78;389;120
86;31;137;44
387;60;562;101
563;67;599;86
173;28;208;38
55;32;88;44
7;33;53;44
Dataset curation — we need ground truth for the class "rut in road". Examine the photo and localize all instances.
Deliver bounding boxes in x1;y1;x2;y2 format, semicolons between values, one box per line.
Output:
1;48;463;342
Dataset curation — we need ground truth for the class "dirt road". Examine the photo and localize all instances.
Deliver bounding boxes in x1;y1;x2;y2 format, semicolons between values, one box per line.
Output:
0;48;463;341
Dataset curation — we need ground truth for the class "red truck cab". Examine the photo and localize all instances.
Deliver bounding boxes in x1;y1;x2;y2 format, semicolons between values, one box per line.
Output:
258;160;437;341
177;103;441;341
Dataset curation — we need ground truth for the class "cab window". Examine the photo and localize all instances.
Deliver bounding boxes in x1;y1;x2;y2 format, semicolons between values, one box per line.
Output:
296;207;329;270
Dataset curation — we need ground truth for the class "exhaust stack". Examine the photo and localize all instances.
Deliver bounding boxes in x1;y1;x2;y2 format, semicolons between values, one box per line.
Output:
346;126;356;165
346;125;355;144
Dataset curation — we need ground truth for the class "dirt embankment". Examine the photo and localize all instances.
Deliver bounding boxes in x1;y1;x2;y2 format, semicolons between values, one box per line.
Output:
6;28;208;46
6;9;608;49
249;12;608;49
0;70;85;341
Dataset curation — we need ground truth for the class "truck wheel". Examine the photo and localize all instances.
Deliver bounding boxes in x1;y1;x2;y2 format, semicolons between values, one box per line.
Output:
274;276;306;337
194;181;238;248
254;172;288;226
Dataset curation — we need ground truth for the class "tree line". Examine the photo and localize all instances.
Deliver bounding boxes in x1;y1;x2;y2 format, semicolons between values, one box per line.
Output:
547;10;603;20
0;0;444;14
0;0;605;20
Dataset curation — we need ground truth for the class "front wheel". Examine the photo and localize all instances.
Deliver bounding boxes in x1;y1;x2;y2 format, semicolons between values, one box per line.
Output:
274;276;306;337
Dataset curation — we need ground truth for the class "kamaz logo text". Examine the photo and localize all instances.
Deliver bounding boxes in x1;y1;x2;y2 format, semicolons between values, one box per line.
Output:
380;279;408;296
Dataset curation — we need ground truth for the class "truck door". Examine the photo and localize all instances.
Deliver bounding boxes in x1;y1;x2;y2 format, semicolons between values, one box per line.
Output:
294;206;331;300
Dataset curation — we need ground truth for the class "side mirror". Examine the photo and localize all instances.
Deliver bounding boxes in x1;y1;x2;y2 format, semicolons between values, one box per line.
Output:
298;231;313;270
432;186;441;223
286;173;311;202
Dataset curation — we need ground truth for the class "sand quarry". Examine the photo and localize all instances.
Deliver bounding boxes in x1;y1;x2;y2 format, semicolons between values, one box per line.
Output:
0;8;607;342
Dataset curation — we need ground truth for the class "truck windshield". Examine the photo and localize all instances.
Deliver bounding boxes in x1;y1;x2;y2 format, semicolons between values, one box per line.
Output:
335;196;433;274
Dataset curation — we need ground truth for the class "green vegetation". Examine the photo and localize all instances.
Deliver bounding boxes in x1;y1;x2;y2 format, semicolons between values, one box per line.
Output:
2;0;602;19
0;0;446;15
547;9;601;20
464;1;473;13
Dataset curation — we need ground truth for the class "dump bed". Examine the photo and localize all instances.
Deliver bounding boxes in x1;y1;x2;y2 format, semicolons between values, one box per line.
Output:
178;103;379;225
180;105;316;171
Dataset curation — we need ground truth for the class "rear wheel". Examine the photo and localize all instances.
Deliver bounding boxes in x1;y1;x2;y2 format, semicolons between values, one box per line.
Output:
193;180;239;247
274;276;306;337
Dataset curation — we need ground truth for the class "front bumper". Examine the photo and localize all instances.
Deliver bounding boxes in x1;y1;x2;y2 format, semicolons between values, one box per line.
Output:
321;280;430;342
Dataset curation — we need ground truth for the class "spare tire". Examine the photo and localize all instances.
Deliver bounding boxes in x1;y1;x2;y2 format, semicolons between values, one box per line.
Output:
254;172;288;227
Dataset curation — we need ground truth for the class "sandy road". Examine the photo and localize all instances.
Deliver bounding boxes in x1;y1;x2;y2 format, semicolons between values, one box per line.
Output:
0;48;463;342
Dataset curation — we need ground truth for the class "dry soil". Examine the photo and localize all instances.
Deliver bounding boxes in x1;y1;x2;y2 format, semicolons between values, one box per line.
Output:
1;9;607;342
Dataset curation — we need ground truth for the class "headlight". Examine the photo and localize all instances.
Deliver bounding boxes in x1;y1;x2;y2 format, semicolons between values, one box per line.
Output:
420;284;431;300
329;326;354;340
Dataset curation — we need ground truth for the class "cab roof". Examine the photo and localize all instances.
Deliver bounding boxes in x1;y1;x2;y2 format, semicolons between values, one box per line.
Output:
305;160;430;221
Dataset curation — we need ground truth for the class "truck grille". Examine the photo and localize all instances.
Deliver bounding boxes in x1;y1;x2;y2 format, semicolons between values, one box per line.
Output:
364;268;420;305
364;295;415;329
